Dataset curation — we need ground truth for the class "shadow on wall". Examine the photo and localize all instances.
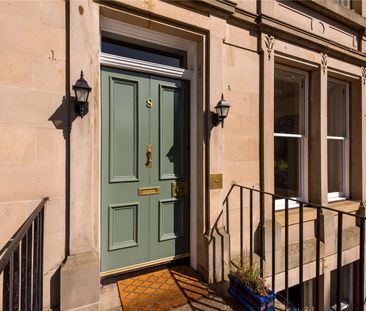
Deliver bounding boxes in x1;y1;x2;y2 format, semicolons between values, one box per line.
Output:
49;96;77;137
50;266;61;310
47;96;78;310
208;209;230;284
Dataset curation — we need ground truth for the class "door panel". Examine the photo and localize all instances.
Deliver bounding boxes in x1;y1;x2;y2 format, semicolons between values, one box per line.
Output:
101;67;189;273
101;68;150;272
109;77;139;183
159;84;183;179
149;77;189;261
158;199;184;241
108;202;139;251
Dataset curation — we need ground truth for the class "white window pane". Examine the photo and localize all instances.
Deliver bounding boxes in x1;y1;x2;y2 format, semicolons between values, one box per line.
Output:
328;80;346;137
275;137;301;198
101;35;186;68
328;139;344;194
274;68;305;135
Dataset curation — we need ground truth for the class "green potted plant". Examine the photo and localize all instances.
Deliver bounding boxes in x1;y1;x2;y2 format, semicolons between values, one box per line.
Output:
228;258;276;311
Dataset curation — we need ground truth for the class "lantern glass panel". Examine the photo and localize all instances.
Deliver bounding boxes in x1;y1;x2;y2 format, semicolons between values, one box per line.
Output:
75;88;89;102
220;105;230;118
215;105;221;116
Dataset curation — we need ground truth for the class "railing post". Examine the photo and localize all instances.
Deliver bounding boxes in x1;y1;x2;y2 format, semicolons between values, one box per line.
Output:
21;235;27;311
299;202;304;311
225;197;231;259
2;261;10;310
249;189;253;266
225;197;230;234
260;192;265;277
32;216;40;311
39;208;44;308
336;213;343;311
26;225;33;309
13;246;20;311
240;187;243;267
315;207;321;311
271;195;276;292
285;198;289;307
359;217;365;311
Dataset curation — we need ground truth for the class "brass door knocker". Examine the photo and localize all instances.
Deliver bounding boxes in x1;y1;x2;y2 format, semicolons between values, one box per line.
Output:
146;144;152;168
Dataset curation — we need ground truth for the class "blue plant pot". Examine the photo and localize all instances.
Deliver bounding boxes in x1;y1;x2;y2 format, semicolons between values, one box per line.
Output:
228;274;277;311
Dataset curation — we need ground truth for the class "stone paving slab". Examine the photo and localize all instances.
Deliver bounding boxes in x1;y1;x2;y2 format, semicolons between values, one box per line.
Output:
173;282;288;311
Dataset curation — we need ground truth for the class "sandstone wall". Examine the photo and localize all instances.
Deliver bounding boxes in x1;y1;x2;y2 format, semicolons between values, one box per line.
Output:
0;1;66;308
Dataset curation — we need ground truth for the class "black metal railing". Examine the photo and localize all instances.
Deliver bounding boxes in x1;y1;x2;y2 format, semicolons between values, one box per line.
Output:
224;184;365;311
0;197;48;311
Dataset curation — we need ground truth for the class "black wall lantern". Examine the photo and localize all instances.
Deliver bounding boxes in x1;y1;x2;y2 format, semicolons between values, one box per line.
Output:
72;71;92;118
212;94;230;128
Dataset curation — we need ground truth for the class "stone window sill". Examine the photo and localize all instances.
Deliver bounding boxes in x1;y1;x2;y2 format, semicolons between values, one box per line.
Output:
275;200;360;227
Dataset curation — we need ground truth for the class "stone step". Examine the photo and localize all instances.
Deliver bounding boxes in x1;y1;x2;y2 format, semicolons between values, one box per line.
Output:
278;213;359;245
252;225;361;280
279;226;359;272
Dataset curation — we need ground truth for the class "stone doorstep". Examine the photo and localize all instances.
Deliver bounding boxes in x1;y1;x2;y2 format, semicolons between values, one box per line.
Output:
100;282;122;311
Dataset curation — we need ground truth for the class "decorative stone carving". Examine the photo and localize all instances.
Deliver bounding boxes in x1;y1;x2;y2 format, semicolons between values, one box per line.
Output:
362;67;366;86
312;20;325;35
264;35;275;61
277;1;357;50
320;52;327;74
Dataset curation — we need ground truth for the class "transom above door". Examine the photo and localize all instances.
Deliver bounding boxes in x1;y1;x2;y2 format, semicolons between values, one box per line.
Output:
101;67;190;273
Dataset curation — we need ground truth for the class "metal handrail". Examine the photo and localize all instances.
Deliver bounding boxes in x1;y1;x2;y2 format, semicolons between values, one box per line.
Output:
0;197;48;272
224;184;365;311
228;184;366;220
1;197;48;311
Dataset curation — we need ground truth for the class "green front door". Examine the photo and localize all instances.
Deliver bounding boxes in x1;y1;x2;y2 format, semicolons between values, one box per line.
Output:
101;67;190;273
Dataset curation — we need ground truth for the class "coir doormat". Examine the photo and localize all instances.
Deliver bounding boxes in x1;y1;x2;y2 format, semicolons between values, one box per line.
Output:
117;265;209;311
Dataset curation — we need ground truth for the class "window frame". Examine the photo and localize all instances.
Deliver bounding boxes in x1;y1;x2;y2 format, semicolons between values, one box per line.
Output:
327;78;349;202
274;64;309;210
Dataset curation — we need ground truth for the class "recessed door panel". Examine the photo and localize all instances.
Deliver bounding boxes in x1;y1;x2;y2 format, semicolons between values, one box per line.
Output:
159;199;184;242
109;77;139;183
109;203;139;250
159;84;183;180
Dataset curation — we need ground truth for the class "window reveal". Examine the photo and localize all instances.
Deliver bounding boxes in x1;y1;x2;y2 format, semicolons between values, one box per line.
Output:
274;66;307;208
327;79;349;200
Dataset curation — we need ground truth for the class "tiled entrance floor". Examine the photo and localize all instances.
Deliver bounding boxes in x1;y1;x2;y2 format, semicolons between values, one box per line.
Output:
117;265;209;311
100;264;245;311
100;265;289;311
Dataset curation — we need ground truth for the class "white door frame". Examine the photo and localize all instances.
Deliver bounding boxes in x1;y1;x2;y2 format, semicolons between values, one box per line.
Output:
100;17;199;270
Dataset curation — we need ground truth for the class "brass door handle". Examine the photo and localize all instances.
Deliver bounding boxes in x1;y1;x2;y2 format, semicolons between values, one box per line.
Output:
146;144;152;168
